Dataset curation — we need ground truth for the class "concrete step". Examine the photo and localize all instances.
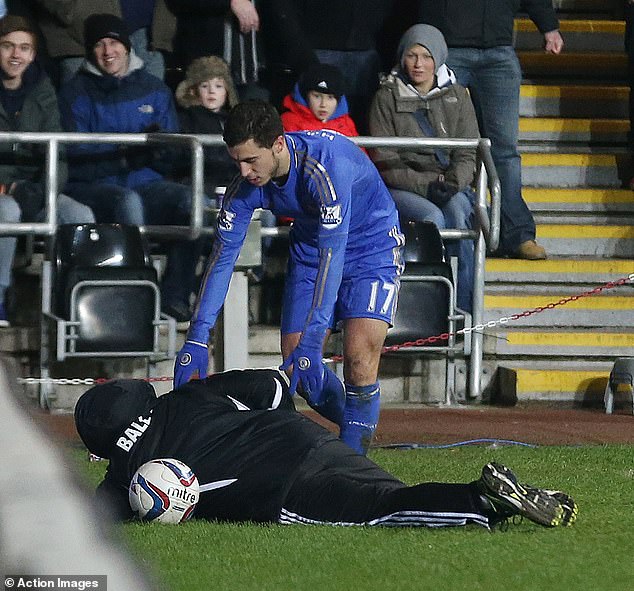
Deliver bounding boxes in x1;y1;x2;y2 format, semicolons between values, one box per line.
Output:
485;256;634;283
494;361;613;403
486;328;634;356
523;187;634;214
521;152;630;187
515;18;625;52
517;51;627;81
483;283;634;327
519;117;628;143
520;84;628;118
535;222;634;256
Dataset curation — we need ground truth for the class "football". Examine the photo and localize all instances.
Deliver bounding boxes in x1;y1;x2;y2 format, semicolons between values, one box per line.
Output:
128;458;200;524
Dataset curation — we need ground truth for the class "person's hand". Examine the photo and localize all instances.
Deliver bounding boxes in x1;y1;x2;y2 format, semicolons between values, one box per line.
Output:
174;340;209;388
280;344;324;402
543;30;564;55
426;181;459;208
230;0;260;33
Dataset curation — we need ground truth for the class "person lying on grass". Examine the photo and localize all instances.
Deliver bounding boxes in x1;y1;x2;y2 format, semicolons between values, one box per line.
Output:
74;368;578;529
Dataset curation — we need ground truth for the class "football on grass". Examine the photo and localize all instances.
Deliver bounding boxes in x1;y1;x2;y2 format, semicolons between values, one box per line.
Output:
129;458;199;524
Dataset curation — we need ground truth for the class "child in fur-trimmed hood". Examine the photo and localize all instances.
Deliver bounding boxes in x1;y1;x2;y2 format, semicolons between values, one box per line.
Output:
175;56;239;194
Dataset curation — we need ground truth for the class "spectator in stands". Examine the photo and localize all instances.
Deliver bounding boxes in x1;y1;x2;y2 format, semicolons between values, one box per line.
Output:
58;13;200;324
280;63;360;137
416;0;564;260
368;24;477;313
0;15;94;327
263;0;394;132
165;0;262;96
175;55;239;197
33;0;175;84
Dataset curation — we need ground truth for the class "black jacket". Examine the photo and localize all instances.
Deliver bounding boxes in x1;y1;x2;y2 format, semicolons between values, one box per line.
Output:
417;0;559;48
74;369;337;523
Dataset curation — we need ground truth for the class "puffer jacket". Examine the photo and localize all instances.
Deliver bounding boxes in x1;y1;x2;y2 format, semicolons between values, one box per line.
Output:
59;52;179;189
368;71;479;196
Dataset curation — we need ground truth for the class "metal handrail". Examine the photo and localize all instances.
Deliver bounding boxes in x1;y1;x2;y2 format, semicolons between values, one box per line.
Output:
0;131;500;401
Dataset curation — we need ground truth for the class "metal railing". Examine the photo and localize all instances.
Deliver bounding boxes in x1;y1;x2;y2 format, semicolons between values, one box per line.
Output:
0;131;500;400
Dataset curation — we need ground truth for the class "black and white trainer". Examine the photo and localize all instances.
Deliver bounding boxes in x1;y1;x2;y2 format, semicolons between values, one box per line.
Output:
478;462;567;528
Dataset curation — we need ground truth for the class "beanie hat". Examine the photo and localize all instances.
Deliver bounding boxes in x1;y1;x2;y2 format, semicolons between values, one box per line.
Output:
175;55;239;109
84;13;131;55
74;379;157;459
397;24;448;75
0;15;38;51
298;63;345;101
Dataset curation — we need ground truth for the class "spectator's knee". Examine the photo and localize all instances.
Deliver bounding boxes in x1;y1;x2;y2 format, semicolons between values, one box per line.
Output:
0;197;21;222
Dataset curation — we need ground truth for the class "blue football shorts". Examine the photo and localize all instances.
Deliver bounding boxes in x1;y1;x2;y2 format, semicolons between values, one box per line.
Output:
280;244;403;335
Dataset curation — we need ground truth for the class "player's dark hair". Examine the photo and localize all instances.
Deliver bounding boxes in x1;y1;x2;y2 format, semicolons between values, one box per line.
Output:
223;100;284;149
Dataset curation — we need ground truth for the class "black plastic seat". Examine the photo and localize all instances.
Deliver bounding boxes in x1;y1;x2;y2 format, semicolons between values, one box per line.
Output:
43;223;174;357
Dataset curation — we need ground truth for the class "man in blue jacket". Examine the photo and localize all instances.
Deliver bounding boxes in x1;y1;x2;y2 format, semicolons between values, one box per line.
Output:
58;13;199;323
417;0;564;260
175;100;404;456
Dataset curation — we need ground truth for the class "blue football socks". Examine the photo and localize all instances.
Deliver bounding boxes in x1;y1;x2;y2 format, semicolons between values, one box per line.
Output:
340;382;381;456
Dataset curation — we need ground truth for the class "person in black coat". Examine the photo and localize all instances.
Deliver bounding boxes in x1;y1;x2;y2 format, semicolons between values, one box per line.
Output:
74;368;578;529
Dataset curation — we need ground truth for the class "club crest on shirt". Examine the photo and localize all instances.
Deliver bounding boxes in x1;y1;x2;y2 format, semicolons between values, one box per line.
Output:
320;204;342;226
218;209;236;231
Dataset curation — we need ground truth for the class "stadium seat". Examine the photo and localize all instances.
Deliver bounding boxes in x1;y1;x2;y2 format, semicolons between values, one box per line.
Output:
604;357;634;414
384;221;472;404
40;224;176;403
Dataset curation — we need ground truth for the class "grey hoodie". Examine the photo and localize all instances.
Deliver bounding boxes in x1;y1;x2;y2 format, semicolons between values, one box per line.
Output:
397;24;448;75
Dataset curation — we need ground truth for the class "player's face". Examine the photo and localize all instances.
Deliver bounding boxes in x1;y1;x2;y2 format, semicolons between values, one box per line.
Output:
197;77;227;112
307;90;338;122
227;136;286;186
0;31;35;86
93;37;129;78
403;44;435;92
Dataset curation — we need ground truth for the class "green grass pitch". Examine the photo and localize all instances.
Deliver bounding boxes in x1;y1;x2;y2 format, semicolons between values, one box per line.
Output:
71;444;634;591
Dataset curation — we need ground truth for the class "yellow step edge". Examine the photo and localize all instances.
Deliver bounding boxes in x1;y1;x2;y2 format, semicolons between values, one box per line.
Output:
519;118;628;133
506;332;634;347
523;188;634;204
521;85;628;100
484;294;631;310
522;153;619;166
515;18;625;34
514;369;607;393
485;258;634;274
536;225;634;239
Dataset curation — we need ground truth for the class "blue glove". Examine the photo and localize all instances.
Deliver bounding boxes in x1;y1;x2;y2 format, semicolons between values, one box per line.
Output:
279;343;324;403
174;340;209;388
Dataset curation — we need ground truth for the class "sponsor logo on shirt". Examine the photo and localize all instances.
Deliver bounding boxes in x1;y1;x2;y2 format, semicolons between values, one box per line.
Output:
320;204;342;226
218;209;236;231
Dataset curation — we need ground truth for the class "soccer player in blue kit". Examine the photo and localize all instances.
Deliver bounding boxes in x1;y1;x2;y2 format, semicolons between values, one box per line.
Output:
174;100;404;455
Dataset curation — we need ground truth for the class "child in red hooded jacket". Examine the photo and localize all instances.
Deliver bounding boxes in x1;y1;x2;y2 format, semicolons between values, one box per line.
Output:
281;63;360;137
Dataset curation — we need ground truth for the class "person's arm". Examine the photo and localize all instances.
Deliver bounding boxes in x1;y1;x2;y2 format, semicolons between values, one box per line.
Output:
58;81;128;182
442;87;479;190
368;89;439;195
174;190;256;387
95;470;134;522
522;0;564;54
281;145;352;396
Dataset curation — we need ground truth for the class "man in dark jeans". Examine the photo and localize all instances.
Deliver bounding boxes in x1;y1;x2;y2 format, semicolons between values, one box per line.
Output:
75;367;578;528
417;0;564;259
